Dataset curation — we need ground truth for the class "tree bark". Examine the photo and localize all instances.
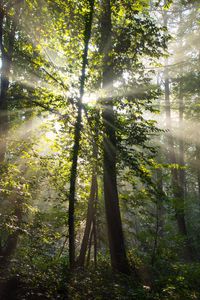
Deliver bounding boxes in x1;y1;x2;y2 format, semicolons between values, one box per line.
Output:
77;110;99;268
0;3;21;263
68;0;95;269
196;145;200;203
151;168;165;266
77;170;97;267
93;186;98;268
86;225;93;266
101;0;130;274
0;5;8;162
178;86;185;199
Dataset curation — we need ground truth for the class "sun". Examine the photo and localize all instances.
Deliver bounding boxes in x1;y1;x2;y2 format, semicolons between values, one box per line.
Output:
45;120;61;140
82;92;98;106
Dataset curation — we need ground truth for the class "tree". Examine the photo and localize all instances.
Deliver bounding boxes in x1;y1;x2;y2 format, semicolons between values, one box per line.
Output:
68;0;95;269
0;0;24;274
99;0;130;274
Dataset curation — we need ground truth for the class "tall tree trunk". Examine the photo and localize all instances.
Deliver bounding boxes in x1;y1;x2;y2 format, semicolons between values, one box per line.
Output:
0;3;19;159
178;78;186;209
77;170;97;267
196;145;200;202
164;62;192;261
157;168;165;237
101;0;130;274
151;74;165;265
177;10;186;207
0;3;22;267
77;110;99;267
196;51;200;203
151;168;165;266
68;0;95;269
163;8;193;260
93;165;98;268
93;201;97;267
0;5;8;162
86;225;93;266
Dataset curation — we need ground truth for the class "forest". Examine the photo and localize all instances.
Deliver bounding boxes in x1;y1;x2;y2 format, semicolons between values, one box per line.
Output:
0;0;200;299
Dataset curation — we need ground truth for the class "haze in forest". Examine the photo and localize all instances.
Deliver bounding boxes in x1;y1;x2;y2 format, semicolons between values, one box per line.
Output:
0;0;200;299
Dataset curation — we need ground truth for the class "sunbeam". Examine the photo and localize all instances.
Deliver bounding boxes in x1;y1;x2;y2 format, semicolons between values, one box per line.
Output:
82;92;98;106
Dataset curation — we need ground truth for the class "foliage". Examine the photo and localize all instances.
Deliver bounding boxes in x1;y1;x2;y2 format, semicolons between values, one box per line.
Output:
0;0;200;299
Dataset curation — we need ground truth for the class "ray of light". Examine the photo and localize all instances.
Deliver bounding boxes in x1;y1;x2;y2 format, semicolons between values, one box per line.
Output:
149;110;200;147
11;65;66;97
82;92;98;106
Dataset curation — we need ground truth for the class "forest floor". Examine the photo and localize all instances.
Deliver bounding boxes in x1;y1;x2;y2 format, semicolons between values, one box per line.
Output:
1;261;200;300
